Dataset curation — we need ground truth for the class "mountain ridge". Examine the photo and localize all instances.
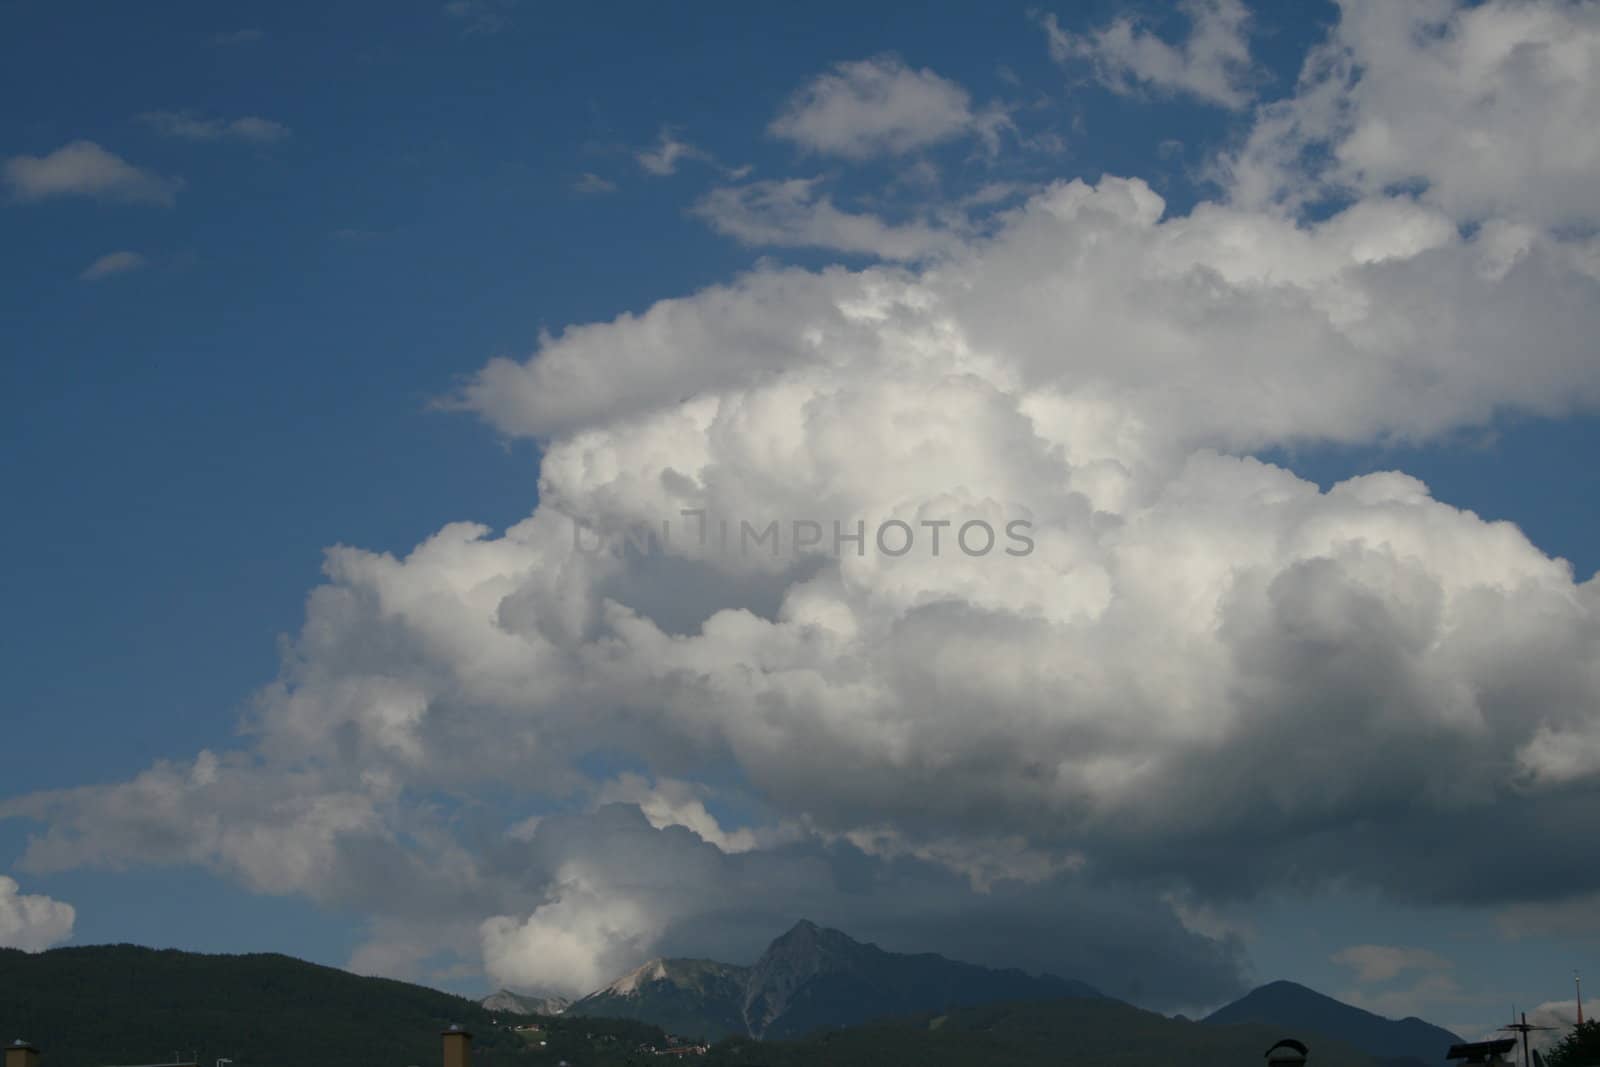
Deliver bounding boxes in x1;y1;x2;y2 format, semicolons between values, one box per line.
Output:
481;988;572;1017
565;918;1101;1040
0;939;1470;1067
0;942;585;1067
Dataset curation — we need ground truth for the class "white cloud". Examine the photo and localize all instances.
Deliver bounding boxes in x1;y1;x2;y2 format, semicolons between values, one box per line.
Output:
0;876;74;952
573;172;617;195
1162;889;1256;944
636;128;713;176
693;178;957;261
1225;0;1600;227
2;753;403;902
1041;0;1255;109
3;141;181;206
1332;944;1454;984
138;111;291;144
593;774;764;853
481;864;664;996
1339;971;1478;1024
770;55;1009;158
79;250;146;281
468;179;1595;448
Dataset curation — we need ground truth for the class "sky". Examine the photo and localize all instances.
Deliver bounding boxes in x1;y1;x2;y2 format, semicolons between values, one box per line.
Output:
3;0;1600;1041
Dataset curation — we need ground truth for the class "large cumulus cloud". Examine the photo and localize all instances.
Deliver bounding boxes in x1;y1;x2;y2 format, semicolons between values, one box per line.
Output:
5;0;1600;1010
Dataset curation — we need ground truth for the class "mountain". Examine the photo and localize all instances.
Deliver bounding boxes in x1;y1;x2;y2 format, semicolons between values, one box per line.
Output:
566;919;1101;1041
0;943;533;1067
741;919;1101;1039
481;988;571;1016
702;994;1387;1067
0;939;1419;1067
1204;980;1464;1065
572;958;752;1038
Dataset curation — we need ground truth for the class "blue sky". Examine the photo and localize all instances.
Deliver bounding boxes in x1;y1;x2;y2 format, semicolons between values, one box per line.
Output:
4;0;1600;1038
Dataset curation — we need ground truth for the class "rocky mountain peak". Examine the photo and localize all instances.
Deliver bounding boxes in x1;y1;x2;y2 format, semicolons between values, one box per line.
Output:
479;988;571;1016
758;919;864;968
568;920;1102;1043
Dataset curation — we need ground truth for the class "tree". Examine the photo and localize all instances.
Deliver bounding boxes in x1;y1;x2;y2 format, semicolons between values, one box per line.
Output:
1547;1020;1600;1067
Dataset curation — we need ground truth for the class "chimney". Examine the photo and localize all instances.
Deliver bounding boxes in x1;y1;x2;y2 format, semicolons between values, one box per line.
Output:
5;1041;39;1067
441;1025;471;1067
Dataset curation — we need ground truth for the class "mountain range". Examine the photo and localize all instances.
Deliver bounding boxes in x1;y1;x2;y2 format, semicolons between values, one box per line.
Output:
0;936;1475;1067
481;988;572;1017
483;920;1466;1061
522;919;1101;1040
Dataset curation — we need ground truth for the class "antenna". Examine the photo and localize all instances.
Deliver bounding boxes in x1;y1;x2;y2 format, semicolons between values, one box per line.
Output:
1499;1010;1556;1067
1577;971;1584;1026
